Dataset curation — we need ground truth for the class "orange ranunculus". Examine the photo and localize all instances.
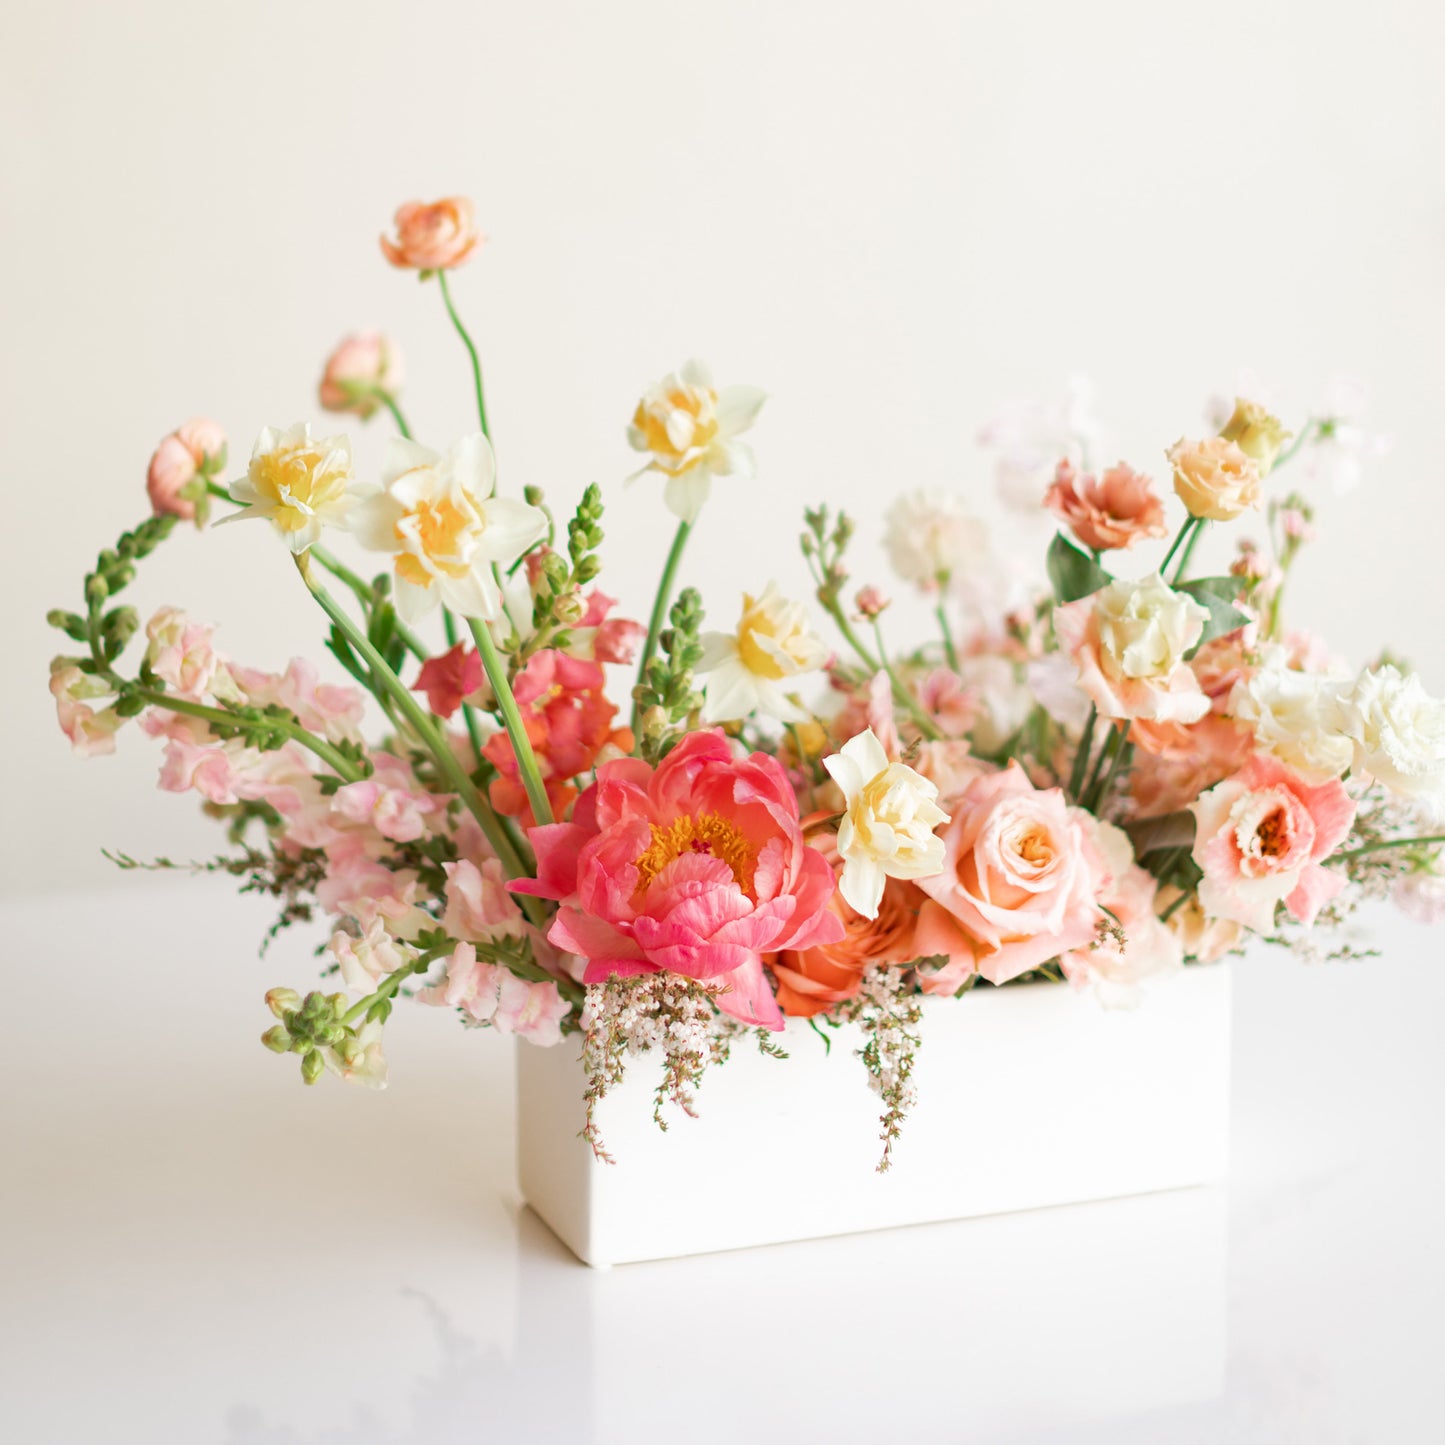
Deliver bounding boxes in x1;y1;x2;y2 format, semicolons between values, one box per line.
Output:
380;197;483;271
768;832;926;1017
482;650;631;826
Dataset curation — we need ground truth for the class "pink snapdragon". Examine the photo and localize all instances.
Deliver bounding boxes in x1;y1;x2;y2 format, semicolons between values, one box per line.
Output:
418;943;569;1045
330;754;441;843
230;658;364;743
144;607;226;700
512;729;843;1029
576;590;647;665
413;642;486;719
330;918;410;991
1190;754;1356;931
316;856;431;937
49;662;122;756
442;858;524;941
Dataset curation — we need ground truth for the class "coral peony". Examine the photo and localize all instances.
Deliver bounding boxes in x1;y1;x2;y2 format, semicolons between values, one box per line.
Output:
512;730;842;1029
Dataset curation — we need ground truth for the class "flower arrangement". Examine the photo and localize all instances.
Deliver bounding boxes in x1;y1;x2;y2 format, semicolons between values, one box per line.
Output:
50;196;1445;1170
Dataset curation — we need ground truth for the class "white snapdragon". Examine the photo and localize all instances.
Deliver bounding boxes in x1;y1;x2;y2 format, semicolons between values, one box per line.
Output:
696;582;829;723
1339;665;1445;816
822;728;950;919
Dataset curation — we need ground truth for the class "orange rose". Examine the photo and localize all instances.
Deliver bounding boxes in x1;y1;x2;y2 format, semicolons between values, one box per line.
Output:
769;833;926;1017
380;197;483;271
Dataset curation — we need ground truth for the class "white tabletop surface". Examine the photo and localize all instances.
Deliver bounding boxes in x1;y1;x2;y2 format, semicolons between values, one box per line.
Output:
2;877;1442;1444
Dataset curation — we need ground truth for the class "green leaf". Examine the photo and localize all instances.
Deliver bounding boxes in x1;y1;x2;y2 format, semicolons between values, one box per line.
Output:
1046;532;1112;605
1123;810;1196;857
1177;576;1251;649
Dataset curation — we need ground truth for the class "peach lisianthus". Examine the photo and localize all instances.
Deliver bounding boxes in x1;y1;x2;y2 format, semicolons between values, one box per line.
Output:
1189;754;1356;932
769;832;928;1018
380;197;483;271
1044;459;1168;552
513;730;842;1029
913;763;1107;990
1054;575;1210;726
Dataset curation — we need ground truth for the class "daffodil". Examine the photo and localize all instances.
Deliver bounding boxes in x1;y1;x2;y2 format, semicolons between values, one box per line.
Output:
697;583;829;723
350;434;546;623
823;728;950;919
627;358;766;523
224;423;356;552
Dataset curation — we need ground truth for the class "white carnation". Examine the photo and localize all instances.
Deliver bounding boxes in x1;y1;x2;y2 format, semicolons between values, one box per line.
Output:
1340;665;1445;817
1229;655;1354;781
882;490;992;593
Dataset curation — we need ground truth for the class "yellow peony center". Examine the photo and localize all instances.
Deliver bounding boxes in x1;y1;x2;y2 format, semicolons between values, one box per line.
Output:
634;812;755;894
632;386;719;473
394;496;476;588
251;445;349;532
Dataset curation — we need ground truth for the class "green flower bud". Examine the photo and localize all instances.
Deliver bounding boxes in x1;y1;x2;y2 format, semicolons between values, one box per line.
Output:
300;1049;325;1085
261;1025;293;1054
266;987;301;1019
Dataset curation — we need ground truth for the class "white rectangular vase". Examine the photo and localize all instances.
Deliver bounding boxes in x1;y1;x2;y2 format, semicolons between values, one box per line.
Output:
517;963;1231;1268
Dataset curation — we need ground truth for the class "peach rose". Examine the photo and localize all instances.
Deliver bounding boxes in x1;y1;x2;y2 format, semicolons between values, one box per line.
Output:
1054;575;1210;726
1166;436;1261;521
318;332;404;418
1044;459;1168;552
146;416;227;522
380;197;483;271
1189;754;1355;932
913;763;1107;989
769;833;926;1017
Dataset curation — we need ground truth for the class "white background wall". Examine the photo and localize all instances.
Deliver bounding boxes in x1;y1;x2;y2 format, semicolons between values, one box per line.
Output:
3;0;1442;897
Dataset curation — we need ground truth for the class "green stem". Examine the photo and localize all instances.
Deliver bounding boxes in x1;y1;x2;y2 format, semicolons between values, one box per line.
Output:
1172;520;1206;585
868;618;944;741
1268;419;1317;476
1159;517;1199;576
1067;706;1098;802
340;951;440;1027
1085;727;1132;814
1080;722;1120;809
632;519;692;733
468;619;554;827
381;393;413;440
131;688;362;780
935;602;961;672
1329;834;1445;865
1159;888;1192;925
294;557;536;894
437;268;490;440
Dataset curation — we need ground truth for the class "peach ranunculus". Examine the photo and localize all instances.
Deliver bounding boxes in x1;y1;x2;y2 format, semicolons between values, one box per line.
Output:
1054;575;1211;725
147;416;227;523
1044;459;1168;552
318;332;404;419
1166;436;1262;521
380;197;483;271
1189;754;1356;932
912;763;1107;990
769;831;928;1017
512;730;843;1030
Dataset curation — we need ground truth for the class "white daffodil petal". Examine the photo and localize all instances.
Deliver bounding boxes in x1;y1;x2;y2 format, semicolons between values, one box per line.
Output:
696;632;738;673
716;384;767;437
381;437;440;485
839;857;887;920
475;496;548;561
449;432;496;499
702;660;762;723
664;470;712;523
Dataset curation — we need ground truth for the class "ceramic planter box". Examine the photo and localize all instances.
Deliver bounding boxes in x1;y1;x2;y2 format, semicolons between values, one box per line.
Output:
517;963;1231;1268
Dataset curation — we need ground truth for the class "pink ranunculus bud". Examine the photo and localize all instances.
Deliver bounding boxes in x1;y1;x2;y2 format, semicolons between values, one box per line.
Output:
1279;507;1315;543
854;585;891;619
379;197;484;272
146;417;227;523
318;332;403;419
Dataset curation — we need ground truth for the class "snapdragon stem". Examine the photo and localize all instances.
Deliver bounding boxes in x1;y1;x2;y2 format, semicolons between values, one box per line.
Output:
340;950;442;1028
1159;517;1199;577
436;268;490;441
1067;706;1098;802
935;602;961;672
131;688;363;781
381;393;413;440
868;618;944;741
294;556;538;904
631;518;692;733
202;481;426;660
467;619;554;828
1329;834;1445;864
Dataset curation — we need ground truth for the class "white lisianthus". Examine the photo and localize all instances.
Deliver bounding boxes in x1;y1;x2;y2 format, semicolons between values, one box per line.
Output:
627;358;766;523
882;490;991;593
1229;653;1354;781
697;583;829;723
1339;665;1445;816
223;423;357;552
350;434;547;624
822;727;950;919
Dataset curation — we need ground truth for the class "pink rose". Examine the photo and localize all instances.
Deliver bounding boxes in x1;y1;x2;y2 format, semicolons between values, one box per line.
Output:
1189;754;1356;931
1044;459;1168;552
318;332;403;419
146;417;226;521
913;763;1107;989
380;197;483;271
512;729;843;1030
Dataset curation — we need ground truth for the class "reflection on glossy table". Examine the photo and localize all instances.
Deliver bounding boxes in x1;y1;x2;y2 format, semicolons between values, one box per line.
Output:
2;880;1440;1443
